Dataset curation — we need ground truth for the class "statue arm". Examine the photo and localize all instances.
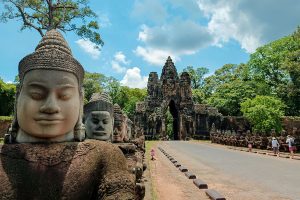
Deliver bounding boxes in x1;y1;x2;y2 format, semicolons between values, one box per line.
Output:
98;145;135;200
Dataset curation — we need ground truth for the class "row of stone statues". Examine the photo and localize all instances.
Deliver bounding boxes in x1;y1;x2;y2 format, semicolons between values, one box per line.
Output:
0;29;145;199
210;127;299;151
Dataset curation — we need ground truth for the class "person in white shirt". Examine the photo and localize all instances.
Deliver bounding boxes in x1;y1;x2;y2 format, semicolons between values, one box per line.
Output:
286;135;295;158
271;137;279;155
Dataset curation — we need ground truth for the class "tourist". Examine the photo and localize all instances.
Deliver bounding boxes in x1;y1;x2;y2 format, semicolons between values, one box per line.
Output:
247;141;253;152
150;148;156;160
271;137;280;155
286;135;296;159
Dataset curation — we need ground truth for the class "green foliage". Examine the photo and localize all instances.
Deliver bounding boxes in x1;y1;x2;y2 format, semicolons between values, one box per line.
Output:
83;71;146;119
113;86;147;119
83;72;105;103
182;66;209;104
105;77;121;104
0;116;13;120
204;64;256;116
248;27;300;115
165;110;173;139
207;80;256;116
241;96;286;133
182;66;209;89
0;79;16;116
0;0;103;46
192;88;206;104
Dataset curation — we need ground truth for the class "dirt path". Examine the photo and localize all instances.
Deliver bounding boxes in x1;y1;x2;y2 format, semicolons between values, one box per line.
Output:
144;141;210;200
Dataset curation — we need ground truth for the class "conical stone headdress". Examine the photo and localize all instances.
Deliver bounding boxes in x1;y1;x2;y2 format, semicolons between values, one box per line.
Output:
18;29;84;85
84;92;114;116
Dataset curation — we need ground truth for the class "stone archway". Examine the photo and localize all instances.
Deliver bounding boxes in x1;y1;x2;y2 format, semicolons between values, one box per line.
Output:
168;100;179;140
134;56;222;140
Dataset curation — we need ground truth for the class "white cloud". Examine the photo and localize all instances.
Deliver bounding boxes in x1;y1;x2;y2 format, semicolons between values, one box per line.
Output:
114;51;129;64
120;67;148;88
134;46;179;66
110;51;130;73
135;20;213;66
75;39;100;59
197;0;300;53
98;13;111;28
111;60;126;73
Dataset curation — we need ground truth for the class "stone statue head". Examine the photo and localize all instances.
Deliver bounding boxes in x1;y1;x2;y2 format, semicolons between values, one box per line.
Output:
84;92;114;141
126;118;133;140
8;29;85;143
112;104;126;143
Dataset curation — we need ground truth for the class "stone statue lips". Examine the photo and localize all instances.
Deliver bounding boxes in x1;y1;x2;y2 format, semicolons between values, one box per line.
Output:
35;117;64;125
93;131;108;136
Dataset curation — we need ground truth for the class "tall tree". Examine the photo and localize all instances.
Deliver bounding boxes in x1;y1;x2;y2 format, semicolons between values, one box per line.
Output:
248;27;300;115
183;66;209;89
0;0;103;46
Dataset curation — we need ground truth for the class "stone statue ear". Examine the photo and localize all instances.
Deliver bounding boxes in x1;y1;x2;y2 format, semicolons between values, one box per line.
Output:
6;84;20;143
74;86;85;142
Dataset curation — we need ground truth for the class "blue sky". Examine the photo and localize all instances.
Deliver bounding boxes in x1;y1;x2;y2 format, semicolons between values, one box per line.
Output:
0;0;300;88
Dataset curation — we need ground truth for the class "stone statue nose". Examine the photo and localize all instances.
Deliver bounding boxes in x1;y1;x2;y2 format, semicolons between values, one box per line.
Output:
39;93;61;114
96;122;105;131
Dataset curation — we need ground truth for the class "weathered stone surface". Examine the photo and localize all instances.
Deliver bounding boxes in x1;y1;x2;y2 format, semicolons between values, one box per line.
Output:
174;163;181;167
0;140;136;199
179;166;188;172
185;172;196;179
193;179;208;189
134;56;221;140
205;189;226;200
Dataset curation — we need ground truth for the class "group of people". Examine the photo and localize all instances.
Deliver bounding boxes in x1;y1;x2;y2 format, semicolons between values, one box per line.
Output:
211;128;298;159
253;135;297;158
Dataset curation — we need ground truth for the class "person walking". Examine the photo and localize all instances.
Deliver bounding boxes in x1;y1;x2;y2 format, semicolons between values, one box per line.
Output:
271;137;280;155
150;148;156;160
286;135;295;159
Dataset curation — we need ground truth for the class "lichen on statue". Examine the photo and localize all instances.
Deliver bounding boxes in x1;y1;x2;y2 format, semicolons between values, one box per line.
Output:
0;29;135;199
84;92;114;141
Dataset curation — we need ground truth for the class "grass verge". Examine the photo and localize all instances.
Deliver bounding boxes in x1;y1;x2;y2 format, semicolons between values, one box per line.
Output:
145;140;158;200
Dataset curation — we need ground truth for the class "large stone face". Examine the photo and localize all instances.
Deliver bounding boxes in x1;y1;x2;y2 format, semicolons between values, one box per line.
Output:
84;92;114;141
16;70;80;143
7;29;85;143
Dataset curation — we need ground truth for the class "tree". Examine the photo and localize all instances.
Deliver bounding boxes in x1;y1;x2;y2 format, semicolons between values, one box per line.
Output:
183;66;209;89
0;0;103;47
0;79;16;116
241;96;286;133
207;79;256;116
247;27;300;115
112;86;147;119
203;63;256;115
83;72;107;103
104;77;121;105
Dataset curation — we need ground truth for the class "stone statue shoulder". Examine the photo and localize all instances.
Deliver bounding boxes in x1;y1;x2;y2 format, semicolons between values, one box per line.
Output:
0;140;135;200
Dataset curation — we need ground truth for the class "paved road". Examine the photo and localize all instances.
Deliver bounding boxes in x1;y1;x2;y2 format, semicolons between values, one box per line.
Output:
160;141;300;200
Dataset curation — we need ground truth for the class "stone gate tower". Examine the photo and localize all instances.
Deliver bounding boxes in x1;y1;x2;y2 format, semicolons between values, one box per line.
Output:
135;57;221;140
